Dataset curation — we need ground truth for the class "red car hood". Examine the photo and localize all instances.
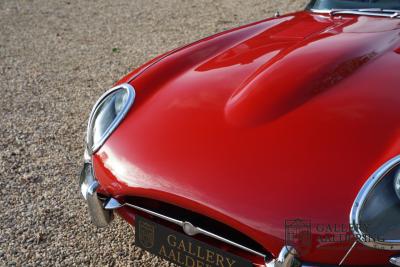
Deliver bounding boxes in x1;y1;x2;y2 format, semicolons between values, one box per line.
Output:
94;11;400;265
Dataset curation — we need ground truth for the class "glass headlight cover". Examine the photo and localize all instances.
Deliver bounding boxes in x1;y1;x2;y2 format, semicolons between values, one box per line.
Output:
350;155;400;250
87;84;135;153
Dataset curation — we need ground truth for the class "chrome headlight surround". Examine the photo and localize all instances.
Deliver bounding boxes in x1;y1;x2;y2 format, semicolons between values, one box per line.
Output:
86;83;135;154
350;155;400;250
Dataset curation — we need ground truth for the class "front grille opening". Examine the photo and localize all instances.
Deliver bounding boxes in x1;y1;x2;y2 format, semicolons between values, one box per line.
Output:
125;196;270;260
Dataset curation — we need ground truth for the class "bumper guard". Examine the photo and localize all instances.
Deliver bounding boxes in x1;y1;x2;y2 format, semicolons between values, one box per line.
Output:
79;162;113;227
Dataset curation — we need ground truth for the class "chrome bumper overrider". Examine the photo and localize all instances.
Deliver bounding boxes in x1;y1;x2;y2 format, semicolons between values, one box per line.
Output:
79;162;113;227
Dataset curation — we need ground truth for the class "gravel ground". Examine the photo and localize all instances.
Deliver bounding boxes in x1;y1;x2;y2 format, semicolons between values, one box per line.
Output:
0;1;308;266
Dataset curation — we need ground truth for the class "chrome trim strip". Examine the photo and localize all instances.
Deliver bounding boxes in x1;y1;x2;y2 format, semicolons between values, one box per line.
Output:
338;241;357;266
309;8;400;18
86;83;136;154
193;227;266;258
309;8;335;14
350;155;400;250
390;255;400;266
331;10;399;18
83;147;91;163
105;198;267;258
125;202;185;227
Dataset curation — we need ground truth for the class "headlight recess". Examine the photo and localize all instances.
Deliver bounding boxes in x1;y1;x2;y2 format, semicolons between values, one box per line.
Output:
350;155;400;250
86;83;135;154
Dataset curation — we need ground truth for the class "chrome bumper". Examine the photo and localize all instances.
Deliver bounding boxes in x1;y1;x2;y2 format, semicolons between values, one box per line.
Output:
79;162;113;227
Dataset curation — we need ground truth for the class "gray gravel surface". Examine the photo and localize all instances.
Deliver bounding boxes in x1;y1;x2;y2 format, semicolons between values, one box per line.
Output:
0;0;308;266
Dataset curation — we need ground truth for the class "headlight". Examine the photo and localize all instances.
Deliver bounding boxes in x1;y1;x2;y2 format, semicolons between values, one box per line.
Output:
86;83;135;154
394;169;400;200
350;155;400;250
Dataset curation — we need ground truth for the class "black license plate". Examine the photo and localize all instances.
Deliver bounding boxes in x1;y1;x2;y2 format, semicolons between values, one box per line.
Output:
135;215;253;267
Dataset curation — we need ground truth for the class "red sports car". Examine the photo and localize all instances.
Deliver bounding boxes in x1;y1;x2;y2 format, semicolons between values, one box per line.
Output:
79;1;400;266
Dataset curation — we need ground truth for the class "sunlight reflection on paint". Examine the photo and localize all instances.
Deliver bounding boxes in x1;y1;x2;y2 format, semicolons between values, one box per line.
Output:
102;147;202;200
